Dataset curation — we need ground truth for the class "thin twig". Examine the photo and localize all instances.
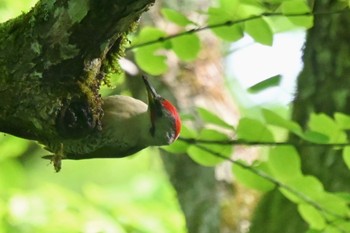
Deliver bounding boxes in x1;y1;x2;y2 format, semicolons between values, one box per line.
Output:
179;137;350;147
192;143;350;232
127;9;350;51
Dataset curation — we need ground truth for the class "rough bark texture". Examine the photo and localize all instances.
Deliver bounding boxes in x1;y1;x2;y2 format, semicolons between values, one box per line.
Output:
249;1;350;232
161;153;220;233
0;0;154;146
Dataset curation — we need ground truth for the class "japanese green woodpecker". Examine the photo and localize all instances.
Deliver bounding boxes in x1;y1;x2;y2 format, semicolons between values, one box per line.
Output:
45;76;181;171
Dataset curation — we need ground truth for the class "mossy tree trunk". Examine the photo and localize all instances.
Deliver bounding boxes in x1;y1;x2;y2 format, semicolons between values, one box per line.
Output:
249;1;350;232
0;0;154;146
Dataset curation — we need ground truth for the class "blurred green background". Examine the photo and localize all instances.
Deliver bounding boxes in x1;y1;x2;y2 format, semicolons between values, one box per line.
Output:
0;1;185;232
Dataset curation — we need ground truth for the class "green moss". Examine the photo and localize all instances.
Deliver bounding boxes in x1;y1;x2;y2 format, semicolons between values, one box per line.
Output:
32;0;55;22
30;41;42;55
68;0;89;23
40;0;56;12
60;44;79;59
101;31;134;86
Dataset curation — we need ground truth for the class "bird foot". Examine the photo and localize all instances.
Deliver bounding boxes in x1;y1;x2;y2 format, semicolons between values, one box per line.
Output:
42;143;64;172
52;143;64;172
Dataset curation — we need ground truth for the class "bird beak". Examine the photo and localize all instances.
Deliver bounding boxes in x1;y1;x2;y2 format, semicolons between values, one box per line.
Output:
142;75;159;105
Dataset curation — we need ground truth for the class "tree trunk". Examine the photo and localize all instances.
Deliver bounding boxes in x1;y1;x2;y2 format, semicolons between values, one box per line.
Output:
250;1;350;232
161;153;220;233
0;0;154;145
156;31;240;232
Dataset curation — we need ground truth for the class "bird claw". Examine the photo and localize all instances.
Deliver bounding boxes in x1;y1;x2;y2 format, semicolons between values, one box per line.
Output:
42;143;64;172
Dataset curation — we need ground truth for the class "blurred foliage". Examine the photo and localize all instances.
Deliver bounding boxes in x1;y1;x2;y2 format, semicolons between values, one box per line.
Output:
168;105;350;232
131;0;314;75
3;0;350;232
0;134;186;233
0;0;37;22
0;3;185;233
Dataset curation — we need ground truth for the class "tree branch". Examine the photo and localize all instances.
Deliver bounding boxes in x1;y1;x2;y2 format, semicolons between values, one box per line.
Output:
179;137;350;147
127;9;350;50
0;0;154;144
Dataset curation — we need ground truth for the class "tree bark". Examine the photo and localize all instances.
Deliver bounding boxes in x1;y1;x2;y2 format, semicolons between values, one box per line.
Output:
0;0;154;145
161;153;220;233
250;1;350;232
154;30;239;231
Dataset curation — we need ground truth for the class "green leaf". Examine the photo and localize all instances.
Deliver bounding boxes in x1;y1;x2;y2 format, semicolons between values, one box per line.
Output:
300;130;329;144
316;193;348;217
197;107;234;130
265;16;302;33
207;7;244;42
322;225;347;233
188;146;224;167
219;0;239;11
308;113;347;143
248;75;282;93
262;108;302;135
207;0;264;41
162;140;188;154
161;8;194;26
281;0;311;14
135;47;167;75
245;17;273;45
227;0;264;17
133;27;168;75
236;118;274;142
187;129;232;166
232;161;275;192
163;125;197;154
334;112;350;130
268;146;302;182
171;34;201;61
335;192;350;202
298;204;326;230
308;113;334;134
281;0;313;28
0;136;29;160
342;146;350;170
132;27;166;47
211;22;244;42
280;176;324;204
0;159;25;189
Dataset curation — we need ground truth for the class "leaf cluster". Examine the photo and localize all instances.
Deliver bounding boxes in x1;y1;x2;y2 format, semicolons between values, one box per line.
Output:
0;143;185;233
128;2;350;231
165;107;350;233
130;0;317;75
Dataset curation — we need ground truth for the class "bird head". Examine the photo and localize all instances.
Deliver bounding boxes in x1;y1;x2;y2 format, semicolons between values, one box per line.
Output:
142;75;181;145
